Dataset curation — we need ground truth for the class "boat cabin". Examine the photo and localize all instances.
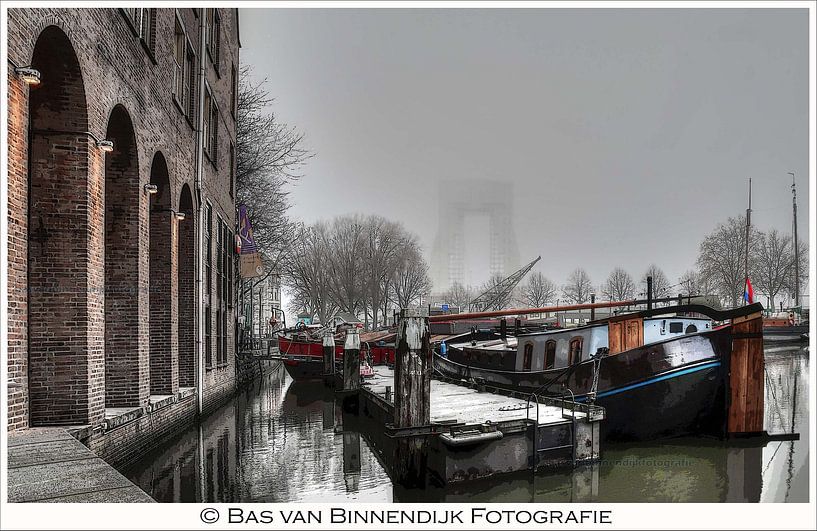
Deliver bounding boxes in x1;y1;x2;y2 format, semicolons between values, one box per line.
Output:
514;316;712;371
445;315;712;372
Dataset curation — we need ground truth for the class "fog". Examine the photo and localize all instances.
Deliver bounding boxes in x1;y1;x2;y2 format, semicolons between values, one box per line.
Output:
239;8;809;293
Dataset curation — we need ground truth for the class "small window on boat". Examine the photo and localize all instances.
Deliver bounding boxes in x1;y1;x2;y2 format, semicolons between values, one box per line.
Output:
685;324;698;333
669;322;683;333
523;343;533;371
545;340;557;370
568;337;583;365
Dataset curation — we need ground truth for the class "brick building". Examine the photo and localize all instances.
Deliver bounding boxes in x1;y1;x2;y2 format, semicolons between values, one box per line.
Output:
6;7;258;459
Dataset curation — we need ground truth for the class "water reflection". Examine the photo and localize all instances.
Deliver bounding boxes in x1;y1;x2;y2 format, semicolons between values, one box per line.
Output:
124;346;808;503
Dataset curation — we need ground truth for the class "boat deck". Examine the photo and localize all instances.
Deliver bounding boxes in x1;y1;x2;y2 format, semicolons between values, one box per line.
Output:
363;366;586;425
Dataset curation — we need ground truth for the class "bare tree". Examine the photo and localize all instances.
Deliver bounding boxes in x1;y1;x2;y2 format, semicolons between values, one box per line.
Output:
237;65;312;272
602;267;636;301
283;214;429;328
519;271;557;308
391;245;432;310
697;216;759;308
641;264;671;302
751;229;795;310
443;282;474;312
282;222;337;324
783;238;809;307
325;215;368;317
361;216;407;328
562;268;593;304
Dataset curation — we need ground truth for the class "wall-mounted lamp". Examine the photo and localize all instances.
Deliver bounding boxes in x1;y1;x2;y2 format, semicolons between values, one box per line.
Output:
96;139;114;152
151;207;187;221
8;58;41;86
144;183;159;195
31;128;114;153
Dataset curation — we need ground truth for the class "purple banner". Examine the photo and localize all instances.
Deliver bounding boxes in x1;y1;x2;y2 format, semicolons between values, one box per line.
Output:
238;204;258;255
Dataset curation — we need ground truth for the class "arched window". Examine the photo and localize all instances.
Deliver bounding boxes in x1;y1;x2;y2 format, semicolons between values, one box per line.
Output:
545;340;557;370
568;337;583;365
523;343;533;371
685;324;698;334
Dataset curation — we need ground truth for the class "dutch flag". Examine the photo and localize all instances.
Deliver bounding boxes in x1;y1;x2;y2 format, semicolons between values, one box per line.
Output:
743;276;754;304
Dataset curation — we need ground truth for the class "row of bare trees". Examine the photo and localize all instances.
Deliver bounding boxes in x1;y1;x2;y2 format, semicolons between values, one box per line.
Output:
696;216;807;309
283;215;432;327
442;265;671;312
438;216;806;312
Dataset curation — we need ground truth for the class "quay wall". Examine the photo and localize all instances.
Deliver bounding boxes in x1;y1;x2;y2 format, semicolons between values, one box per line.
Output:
79;360;275;469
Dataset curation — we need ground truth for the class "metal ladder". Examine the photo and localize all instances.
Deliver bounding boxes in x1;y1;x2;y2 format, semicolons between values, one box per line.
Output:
526;388;577;472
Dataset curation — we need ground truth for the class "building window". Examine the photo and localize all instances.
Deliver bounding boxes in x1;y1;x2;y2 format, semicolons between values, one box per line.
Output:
229;143;235;197
227;229;234;310
522;343;533;371
205;204;213;368
568;337;583;365
172;18;196;120
222;222;230;358
216;215;224;365
545;340;557;370
205;306;212;369
231;64;238;118
206;8;221;70
124;8;156;53
203;86;219;162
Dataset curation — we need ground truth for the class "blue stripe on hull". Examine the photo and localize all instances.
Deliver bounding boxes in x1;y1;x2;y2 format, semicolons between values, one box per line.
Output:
577;361;721;401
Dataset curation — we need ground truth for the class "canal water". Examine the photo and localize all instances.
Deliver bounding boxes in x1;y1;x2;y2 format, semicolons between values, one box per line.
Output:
123;346;809;503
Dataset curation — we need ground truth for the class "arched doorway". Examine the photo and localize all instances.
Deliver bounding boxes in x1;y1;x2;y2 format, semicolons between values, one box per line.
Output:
104;105;147;408
178;184;196;388
148;152;179;395
27;26;104;425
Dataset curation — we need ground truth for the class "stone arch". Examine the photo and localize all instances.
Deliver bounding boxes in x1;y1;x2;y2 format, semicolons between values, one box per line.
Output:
27;25;104;425
149;152;179;395
104;104;148;408
178;183;196;388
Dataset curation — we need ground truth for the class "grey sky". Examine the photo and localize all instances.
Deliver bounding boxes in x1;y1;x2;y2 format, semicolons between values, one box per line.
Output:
239;8;809;293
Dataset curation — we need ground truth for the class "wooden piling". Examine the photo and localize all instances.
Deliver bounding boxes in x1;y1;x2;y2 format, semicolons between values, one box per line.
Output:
727;312;765;435
343;328;360;392
322;330;335;377
393;308;431;487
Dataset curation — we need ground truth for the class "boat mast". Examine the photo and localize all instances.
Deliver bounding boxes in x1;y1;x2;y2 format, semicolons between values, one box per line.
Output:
788;172;800;312
744;178;752;305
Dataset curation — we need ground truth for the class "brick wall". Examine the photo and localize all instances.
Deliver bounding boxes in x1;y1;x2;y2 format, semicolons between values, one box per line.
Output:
7;8;240;430
7;67;30;430
104;105;146;408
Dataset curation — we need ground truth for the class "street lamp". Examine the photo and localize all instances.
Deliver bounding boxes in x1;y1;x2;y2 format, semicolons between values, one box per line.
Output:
8;59;41;85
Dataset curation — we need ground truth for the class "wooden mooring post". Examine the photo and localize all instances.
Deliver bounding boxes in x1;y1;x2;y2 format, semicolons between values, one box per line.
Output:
727;311;765;436
322;329;335;382
393;308;431;487
339;327;360;412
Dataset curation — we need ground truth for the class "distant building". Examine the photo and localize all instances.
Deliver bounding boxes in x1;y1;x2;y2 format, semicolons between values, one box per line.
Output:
429;179;520;293
248;272;282;336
